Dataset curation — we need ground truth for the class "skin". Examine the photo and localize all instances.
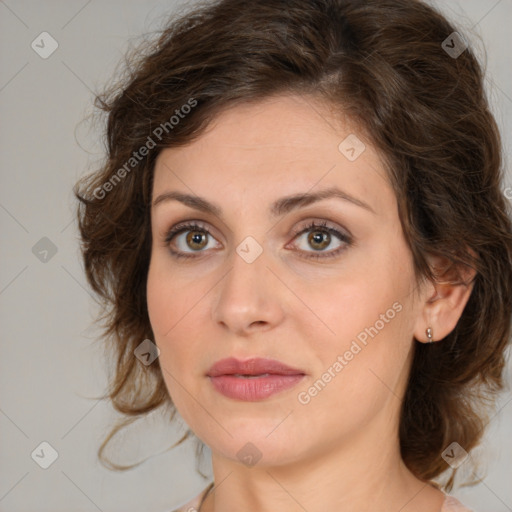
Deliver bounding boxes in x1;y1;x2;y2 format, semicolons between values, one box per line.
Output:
146;94;474;512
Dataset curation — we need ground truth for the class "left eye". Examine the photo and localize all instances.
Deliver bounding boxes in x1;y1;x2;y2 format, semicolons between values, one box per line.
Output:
293;227;342;251
289;220;352;259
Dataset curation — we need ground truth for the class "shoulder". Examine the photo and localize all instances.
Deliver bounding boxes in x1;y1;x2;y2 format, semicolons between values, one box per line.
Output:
441;494;475;512
168;482;214;512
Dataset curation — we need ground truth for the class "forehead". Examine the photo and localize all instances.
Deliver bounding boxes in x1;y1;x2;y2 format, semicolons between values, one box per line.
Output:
152;94;393;217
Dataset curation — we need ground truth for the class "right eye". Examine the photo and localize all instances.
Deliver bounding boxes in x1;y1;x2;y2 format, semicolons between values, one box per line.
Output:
164;221;221;259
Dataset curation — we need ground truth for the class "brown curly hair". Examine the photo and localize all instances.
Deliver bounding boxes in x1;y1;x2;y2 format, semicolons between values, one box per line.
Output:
74;0;512;492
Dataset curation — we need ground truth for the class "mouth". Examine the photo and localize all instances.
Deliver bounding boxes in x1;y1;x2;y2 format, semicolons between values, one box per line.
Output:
207;357;305;377
206;357;306;401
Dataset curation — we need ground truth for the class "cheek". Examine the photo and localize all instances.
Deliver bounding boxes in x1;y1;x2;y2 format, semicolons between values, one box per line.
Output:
297;260;407;346
146;260;169;338
146;254;212;382
146;258;190;380
146;254;203;339
295;243;414;387
146;260;194;408
294;285;412;436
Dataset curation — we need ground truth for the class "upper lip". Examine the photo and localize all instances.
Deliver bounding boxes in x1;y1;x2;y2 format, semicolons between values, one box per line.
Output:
207;357;305;377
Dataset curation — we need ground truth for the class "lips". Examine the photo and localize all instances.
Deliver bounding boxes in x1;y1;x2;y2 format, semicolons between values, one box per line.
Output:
206;357;306;401
207;357;305;377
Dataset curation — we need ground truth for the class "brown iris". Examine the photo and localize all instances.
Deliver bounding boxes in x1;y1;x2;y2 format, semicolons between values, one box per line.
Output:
186;230;208;251
308;230;330;251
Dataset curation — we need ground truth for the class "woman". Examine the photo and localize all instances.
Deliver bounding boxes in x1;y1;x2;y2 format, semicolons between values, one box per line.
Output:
74;0;512;511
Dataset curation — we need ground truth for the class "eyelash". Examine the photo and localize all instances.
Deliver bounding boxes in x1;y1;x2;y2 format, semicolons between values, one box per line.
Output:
163;220;353;261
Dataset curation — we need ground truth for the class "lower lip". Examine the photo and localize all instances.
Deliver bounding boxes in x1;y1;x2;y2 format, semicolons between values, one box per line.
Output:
208;374;305;401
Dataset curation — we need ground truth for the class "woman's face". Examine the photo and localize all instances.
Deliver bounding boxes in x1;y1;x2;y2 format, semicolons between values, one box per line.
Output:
147;94;428;468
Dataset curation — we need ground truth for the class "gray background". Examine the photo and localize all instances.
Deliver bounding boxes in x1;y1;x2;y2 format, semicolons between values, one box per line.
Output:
0;1;511;511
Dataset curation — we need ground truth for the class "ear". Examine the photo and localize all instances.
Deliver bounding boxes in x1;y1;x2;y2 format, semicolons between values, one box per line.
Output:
413;251;477;343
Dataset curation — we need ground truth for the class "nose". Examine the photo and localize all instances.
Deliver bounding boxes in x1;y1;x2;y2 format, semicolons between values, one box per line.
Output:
211;244;286;337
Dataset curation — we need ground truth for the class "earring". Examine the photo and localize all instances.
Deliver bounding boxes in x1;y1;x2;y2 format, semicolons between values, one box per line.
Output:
426;327;434;343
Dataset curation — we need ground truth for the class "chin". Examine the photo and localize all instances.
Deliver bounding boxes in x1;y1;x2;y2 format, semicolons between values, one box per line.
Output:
198;423;307;468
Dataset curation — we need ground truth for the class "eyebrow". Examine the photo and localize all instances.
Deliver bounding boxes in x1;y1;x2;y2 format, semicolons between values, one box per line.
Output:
151;186;376;217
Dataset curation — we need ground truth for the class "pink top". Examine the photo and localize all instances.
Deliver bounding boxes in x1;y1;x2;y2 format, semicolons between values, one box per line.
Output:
170;483;474;512
441;495;475;511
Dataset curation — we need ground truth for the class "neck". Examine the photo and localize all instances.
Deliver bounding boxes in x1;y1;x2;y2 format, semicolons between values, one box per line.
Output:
199;418;445;512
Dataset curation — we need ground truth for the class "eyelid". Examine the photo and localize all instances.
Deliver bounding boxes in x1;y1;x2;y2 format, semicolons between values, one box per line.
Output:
164;216;351;241
291;218;352;239
163;219;219;242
